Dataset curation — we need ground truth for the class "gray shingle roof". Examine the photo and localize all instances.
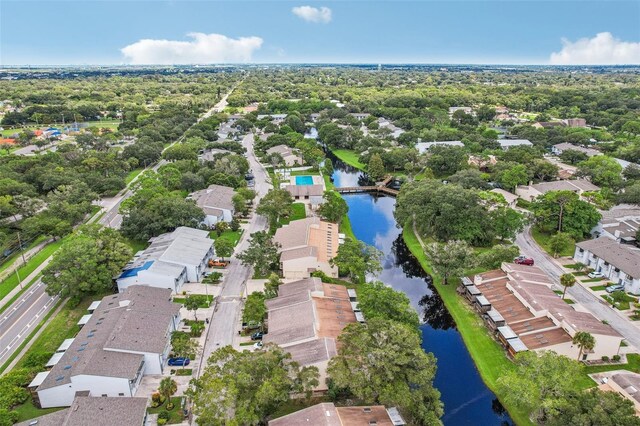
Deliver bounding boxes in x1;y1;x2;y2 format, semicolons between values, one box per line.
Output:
191;184;236;212
576;238;640;278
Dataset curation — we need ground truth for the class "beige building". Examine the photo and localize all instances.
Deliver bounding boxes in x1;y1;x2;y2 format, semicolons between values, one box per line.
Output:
515;179;600;202
263;278;357;391
266;144;303;167
490;188;518;208
598;371;640;416
274;217;340;279
467;263;623;360
269;403;406;425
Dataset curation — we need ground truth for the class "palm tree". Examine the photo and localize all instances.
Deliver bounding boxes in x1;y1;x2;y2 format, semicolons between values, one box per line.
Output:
573;331;596;361
158;377;177;408
560;273;576;300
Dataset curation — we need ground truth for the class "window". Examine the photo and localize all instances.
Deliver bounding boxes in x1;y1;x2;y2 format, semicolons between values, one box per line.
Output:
101;394;107;397
118;393;125;396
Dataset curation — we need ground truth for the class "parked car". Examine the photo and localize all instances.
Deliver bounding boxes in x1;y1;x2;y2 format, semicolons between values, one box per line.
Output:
253;341;263;350
605;284;625;293
251;332;264;341
168;357;190;366
514;255;534;266
588;271;604;279
208;259;230;268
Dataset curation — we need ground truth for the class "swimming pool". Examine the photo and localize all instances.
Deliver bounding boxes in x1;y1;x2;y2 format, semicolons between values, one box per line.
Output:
295;175;314;185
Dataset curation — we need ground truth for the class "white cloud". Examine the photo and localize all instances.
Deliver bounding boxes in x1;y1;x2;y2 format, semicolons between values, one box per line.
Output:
292;6;332;24
550;32;640;65
121;32;263;65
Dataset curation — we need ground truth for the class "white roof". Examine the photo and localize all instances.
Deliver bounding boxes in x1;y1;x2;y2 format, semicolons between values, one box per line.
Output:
355;311;365;323
350;301;360;312
487;309;504;323
347;289;357;298
498;139;532;148
46;351;64;367
416;141;464;153
56;338;75;353
507;337;528;352
476;295;491;306
497;325;517;340
77;314;92;326
88;301;101;312
28;371;50;388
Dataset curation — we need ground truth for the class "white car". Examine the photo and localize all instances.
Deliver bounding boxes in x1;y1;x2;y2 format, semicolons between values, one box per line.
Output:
588;271;604;279
253;341;263;350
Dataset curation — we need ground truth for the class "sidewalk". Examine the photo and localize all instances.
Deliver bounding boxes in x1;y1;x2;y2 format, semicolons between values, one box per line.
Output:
0;238;51;282
0;249;54;310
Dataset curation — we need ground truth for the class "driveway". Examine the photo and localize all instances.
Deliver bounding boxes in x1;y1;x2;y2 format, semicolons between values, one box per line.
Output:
515;227;640;349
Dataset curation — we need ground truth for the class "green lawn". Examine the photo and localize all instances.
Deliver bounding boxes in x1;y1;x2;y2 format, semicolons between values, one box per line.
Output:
83;120;121;130
403;226;533;426
148;397;185;424
589;285;607;291
125;168;144;185
601;293;637;311
173;295;214;308
210;229;243;247
0;239;64;303
575;354;640;389
124;238;148;254
582;277;605;283
13;395;65;422
290;169;320;176
332;149;366;170
279;203;306;227
531;227;575;257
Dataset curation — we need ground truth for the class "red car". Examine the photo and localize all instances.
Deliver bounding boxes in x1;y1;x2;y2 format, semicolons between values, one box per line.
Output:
514;256;534;266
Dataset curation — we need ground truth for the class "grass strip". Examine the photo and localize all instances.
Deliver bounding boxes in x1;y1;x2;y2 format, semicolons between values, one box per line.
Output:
332;149;366;170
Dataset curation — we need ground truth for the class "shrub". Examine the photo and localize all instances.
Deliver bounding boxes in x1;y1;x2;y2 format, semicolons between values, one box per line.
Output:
166;401;175;410
613;355;621;362
601;356;609;362
190;322;205;337
157;419;167;426
22;352;53;370
151;392;163;408
158;411;170;421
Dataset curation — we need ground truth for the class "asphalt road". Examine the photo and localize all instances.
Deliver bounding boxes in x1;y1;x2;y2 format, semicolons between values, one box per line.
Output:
515;226;640;349
0;280;58;366
199;132;270;370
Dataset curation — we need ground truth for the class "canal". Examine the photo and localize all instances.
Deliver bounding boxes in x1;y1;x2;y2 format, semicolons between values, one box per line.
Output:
330;158;513;426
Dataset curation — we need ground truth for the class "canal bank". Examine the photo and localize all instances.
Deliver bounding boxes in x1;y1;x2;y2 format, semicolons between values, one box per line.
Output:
329;157;518;426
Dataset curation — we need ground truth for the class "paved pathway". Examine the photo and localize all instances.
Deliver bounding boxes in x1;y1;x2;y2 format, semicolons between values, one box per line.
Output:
515;226;640;349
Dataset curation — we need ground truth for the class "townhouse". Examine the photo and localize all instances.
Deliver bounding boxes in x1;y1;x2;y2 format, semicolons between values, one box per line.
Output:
270;402;406;425
190;184;236;226
574;238;640;295
515;179;600;202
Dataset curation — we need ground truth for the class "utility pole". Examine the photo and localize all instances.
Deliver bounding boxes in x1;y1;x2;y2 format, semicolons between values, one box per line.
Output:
16;231;27;267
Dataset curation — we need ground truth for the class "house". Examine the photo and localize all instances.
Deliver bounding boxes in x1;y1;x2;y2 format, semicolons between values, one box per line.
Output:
349;112;371;121
551;143;601;157
449;106;473;117
596;205;640;243
227;114;243;123
190;184;236;226
16;396;149;426
515;179;600;202
565;118;588;128
574;238;640;295
257;114;287;124
532;121;565;129
377;118;405;139
266;144;303;167
116;227;214;293
497;139;533;150
490;188;518;208
273;218;340;279
283;174;326;204
614;157;640;175
198;148;231;162
263;278;357;391
269;402;406;425
598;372;640;415
469;263;623;360
33;286;181;408
415;140;464;154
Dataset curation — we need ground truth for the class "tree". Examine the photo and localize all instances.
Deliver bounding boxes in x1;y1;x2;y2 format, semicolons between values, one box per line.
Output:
426;146;467;177
323;158;334;176
264;273;282;299
476;105;496;122
356;281;419;328
497;351;585;423
448;169;490;189
499;164;529;192
549;232;574;258
560;273;576;299
559;149;589;165
158;377;177;406
232;193;248;216
42;226;132;304
546;388;640;426
328;319;443;425
573;331;596;361
331;239;382;283
214;221;229;236
532;190;600;239
171;331;199;368
618;182;640;204
491;208;526;241
477;245;520;269
214;238;234;262
184;295;202;321
237;231;280;277
242;291;266;326
256;189;293;231
22;214;72;241
425;240;474;285
317;191;349;224
367;153;386;181
188;345;318;426
577;156;622;188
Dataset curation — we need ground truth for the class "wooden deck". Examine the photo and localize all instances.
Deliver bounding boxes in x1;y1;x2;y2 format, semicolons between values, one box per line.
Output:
335;186;399;196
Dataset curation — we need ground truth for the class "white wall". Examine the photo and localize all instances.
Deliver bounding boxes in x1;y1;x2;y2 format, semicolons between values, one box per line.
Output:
117;269;186;294
38;375;135;408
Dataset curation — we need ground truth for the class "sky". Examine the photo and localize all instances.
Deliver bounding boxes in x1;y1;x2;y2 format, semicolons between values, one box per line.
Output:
1;0;639;65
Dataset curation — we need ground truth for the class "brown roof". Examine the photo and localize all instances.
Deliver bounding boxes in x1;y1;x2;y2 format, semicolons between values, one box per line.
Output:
510;316;556;335
336;406;395;426
275;218;339;263
611;372;640;403
280;246;318;262
530;179;600;194
519;328;573;349
269;403;342;426
277;277;323;297
284;337;337;365
286;184;325;197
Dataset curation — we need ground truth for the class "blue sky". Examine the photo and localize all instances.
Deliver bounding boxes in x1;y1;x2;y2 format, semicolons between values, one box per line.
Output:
1;1;639;65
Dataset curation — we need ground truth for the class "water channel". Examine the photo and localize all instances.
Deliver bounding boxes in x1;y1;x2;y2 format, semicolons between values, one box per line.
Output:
329;157;514;426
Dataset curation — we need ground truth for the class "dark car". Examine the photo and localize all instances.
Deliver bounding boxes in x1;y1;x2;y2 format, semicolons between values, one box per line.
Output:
168;357;190;366
251;332;264;340
514;255;534;266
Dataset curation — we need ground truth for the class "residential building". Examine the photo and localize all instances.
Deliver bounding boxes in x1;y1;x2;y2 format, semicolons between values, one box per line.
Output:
349;112;371;120
532;121;565;129
257;113;287;124
190;184;236;226
16;396;149;426
415;140;464;154
596;205;640;243
551;143;601;157
598;371;640;415
263;278;357;391
565;118;588;128
269;402;406;425
515;179;600;202
283;174;325;203
614;157;640;174
497;139;533;150
574;238;640;294
227;114;243;123
273;218;340;279
448;106;473;117
266;144;303;167
377;118;405;139
467;263;623;359
198;148;231;162
490;188;518;208
33;286;181;408
116;227;214;293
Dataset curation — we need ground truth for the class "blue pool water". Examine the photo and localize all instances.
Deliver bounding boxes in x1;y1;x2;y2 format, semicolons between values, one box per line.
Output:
295;175;314;185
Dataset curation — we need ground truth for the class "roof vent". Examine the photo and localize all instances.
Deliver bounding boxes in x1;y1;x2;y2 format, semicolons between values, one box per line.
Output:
63;365;71;370
363;407;372;413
